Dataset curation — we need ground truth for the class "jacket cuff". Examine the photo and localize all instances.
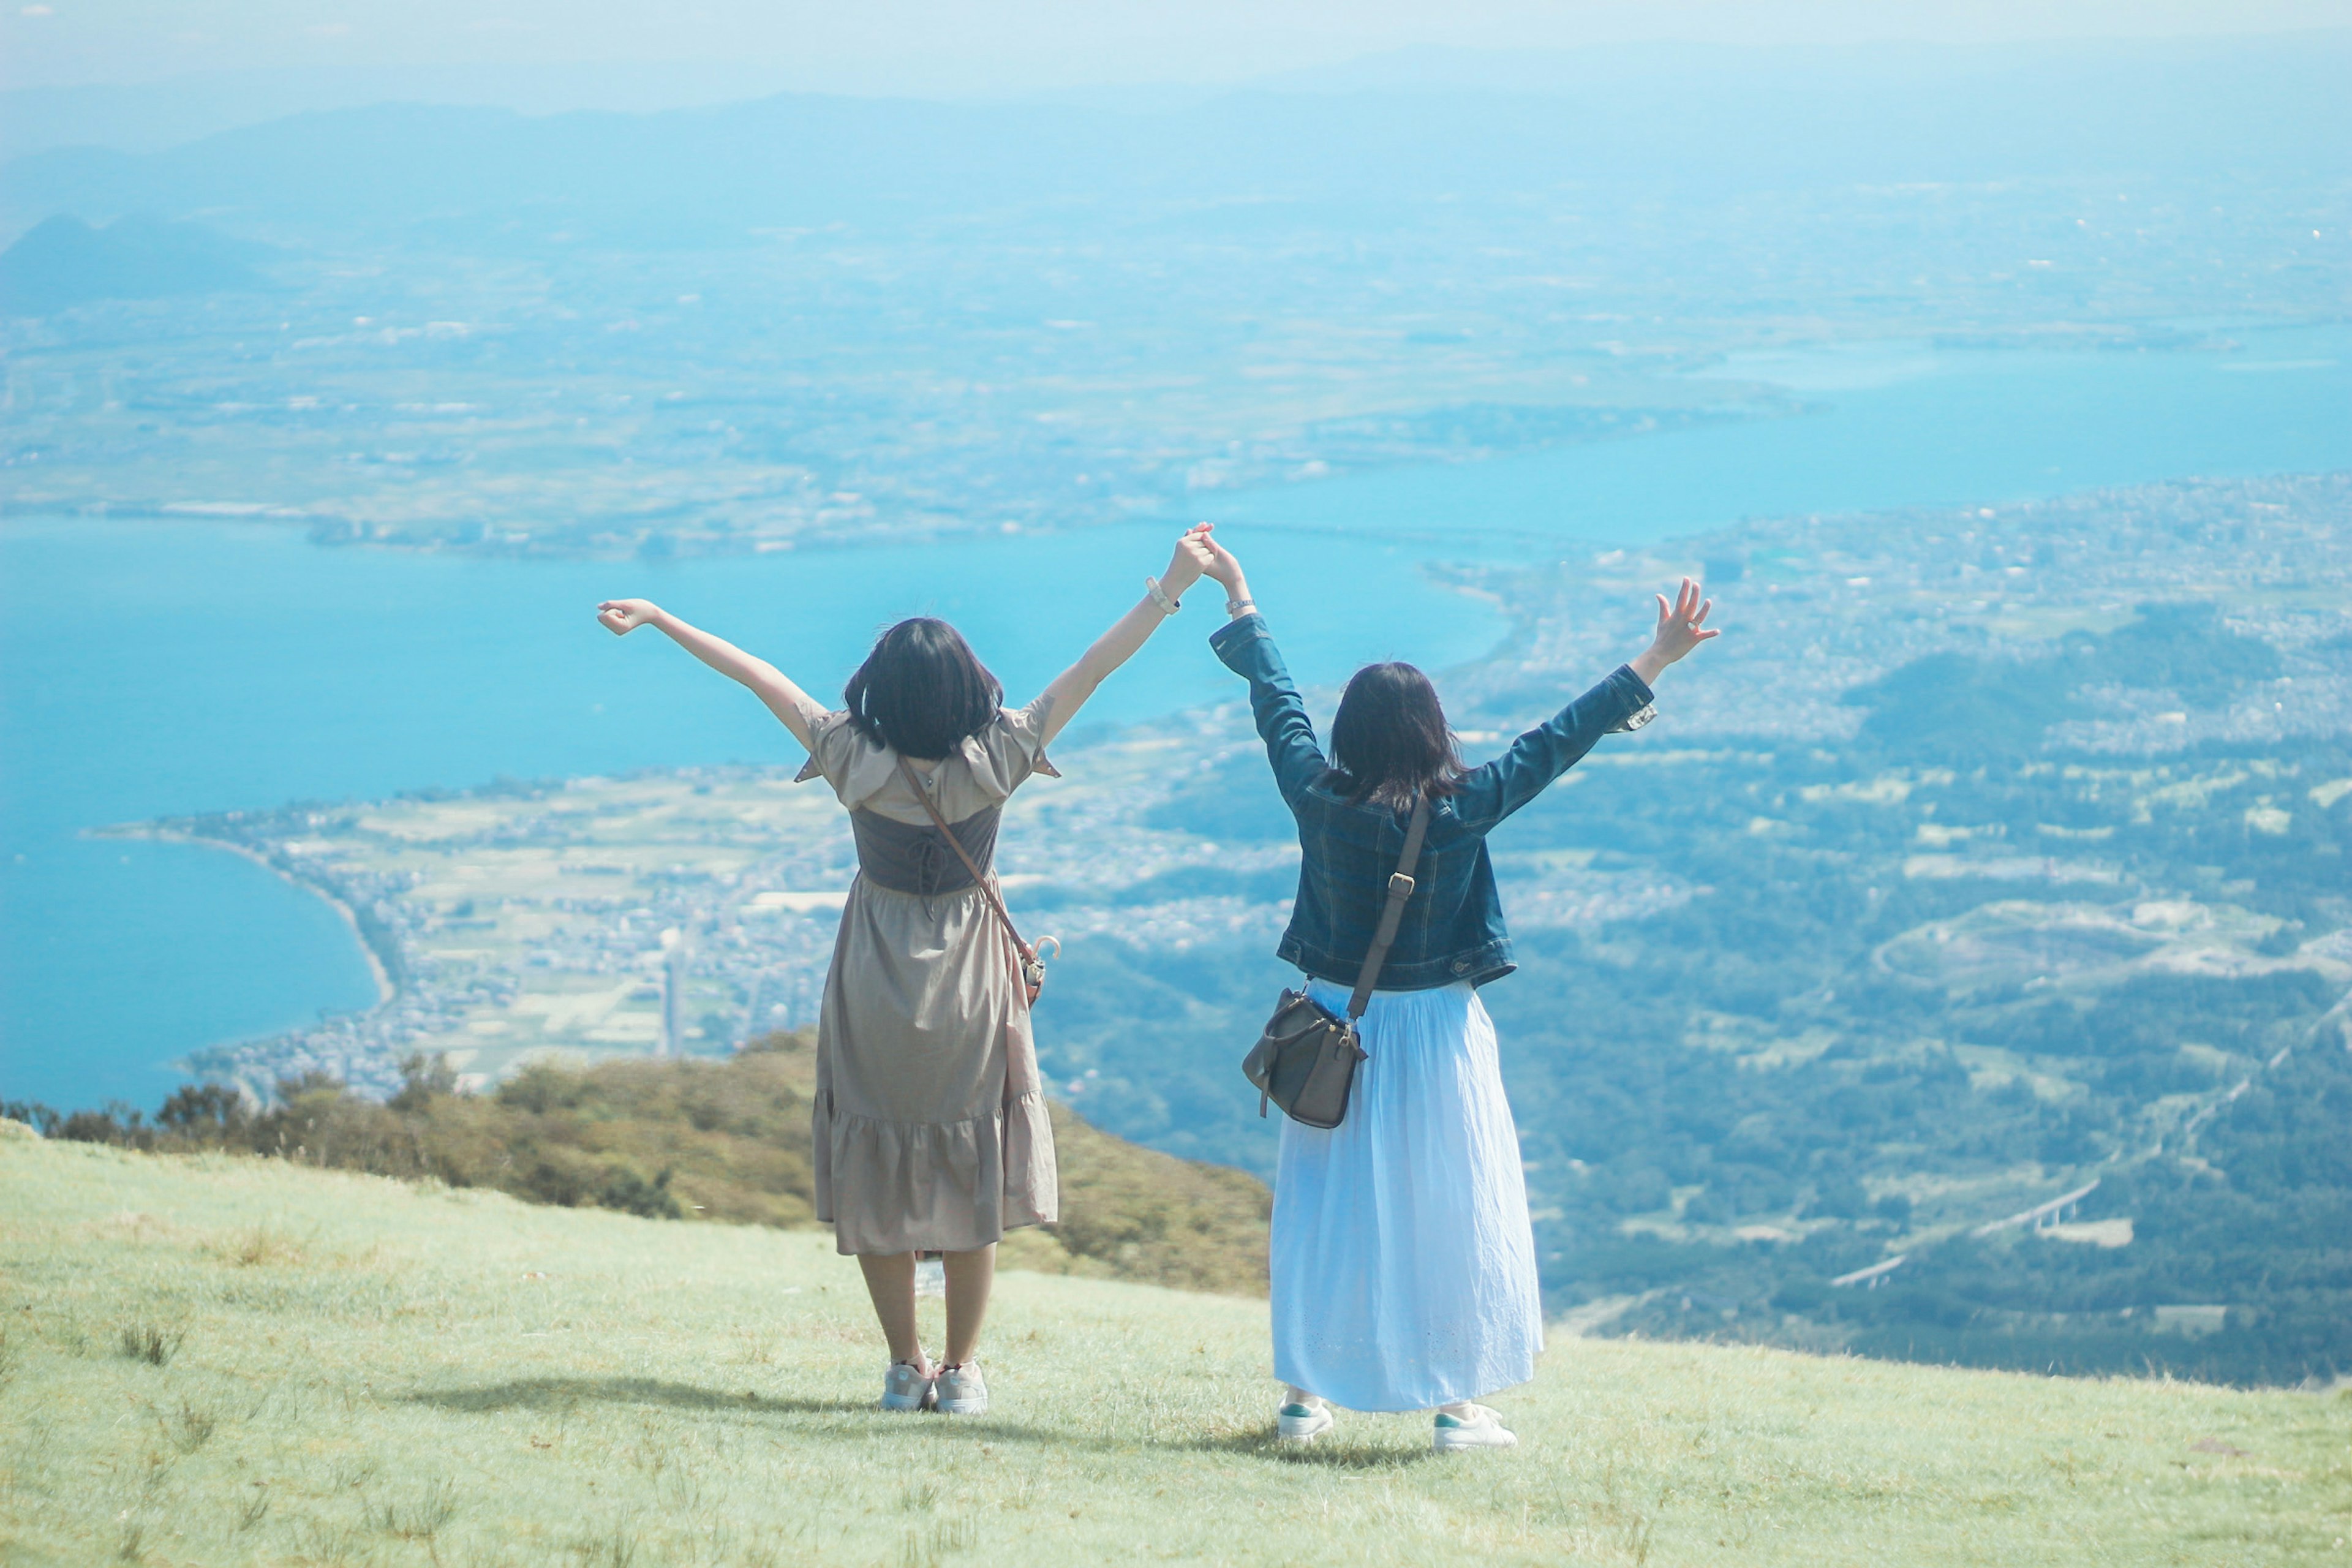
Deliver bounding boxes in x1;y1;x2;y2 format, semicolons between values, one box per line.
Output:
1209;610;1269;662
1608;664;1658;733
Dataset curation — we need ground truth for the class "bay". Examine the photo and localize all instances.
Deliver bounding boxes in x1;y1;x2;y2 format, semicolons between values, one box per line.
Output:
1199;323;2351;546
0;520;1496;1109
4;322;2347;1111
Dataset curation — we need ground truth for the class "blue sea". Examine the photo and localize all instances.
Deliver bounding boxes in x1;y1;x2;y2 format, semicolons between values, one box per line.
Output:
4;323;2347;1110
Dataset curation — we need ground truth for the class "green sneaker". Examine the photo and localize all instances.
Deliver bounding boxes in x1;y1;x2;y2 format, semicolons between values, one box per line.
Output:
1432;1404;1517;1453
1278;1400;1335;1444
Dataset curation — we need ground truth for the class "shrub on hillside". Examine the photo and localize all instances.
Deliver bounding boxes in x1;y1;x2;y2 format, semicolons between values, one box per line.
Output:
14;1034;1269;1296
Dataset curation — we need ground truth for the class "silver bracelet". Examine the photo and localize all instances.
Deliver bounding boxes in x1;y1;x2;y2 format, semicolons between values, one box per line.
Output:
1145;576;1182;615
1225;596;1255;617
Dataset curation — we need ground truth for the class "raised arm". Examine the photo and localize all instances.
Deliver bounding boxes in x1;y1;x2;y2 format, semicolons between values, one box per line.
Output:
1197;532;1327;809
1033;527;1216;744
595;598;821;750
1453;576;1719;829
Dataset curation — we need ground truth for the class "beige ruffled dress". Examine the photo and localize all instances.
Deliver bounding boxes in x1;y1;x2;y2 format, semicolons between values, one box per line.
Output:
790;692;1061;1256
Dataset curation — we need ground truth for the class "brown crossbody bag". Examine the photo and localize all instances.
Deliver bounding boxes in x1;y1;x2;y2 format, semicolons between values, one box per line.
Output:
895;754;1057;1005
1242;793;1429;1129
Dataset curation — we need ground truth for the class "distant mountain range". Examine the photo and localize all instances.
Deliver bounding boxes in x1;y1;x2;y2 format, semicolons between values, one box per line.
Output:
4;32;2345;239
0;213;273;314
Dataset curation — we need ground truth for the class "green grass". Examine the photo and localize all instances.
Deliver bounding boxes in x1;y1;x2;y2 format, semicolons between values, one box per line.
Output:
47;1036;1273;1298
2;1127;2343;1567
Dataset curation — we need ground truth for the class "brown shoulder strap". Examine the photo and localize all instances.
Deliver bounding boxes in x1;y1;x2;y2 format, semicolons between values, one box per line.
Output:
894;754;1036;965
1346;793;1430;1020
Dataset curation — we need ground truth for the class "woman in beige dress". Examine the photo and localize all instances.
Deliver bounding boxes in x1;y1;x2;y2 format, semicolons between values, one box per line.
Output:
595;527;1215;1415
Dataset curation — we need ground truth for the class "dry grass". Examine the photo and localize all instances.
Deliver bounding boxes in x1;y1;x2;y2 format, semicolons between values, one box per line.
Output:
66;1033;1273;1297
1;1131;2344;1567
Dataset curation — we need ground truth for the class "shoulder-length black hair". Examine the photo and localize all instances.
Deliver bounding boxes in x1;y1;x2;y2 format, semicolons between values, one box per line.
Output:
1328;662;1464;810
843;617;1004;759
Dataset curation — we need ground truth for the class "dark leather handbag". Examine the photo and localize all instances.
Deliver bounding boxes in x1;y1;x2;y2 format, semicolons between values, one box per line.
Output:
1243;794;1429;1129
897;755;1059;1005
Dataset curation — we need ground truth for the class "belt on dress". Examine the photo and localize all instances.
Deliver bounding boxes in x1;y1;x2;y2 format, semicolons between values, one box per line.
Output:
849;805;1002;897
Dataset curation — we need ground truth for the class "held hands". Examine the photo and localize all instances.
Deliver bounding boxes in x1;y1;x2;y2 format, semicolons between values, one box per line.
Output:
1630;577;1719;685
597;598;662;635
1159;523;1217;601
1182;521;1253;613
1197;528;1245;594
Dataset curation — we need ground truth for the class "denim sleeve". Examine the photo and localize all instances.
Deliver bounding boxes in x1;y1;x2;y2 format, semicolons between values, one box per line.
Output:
1450;665;1657;831
1208;612;1327;810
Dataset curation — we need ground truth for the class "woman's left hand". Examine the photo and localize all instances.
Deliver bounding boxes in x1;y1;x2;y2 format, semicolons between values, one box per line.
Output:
1649;577;1718;663
1630;577;1718;685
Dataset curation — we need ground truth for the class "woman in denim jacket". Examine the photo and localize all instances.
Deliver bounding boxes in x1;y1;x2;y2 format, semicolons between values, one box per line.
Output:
1196;530;1716;1452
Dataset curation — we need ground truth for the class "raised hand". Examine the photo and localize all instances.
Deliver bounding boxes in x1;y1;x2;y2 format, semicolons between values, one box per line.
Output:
1162;523;1216;598
597;598;662;636
1630;578;1718;685
592;599;820;747
1197;527;1246;594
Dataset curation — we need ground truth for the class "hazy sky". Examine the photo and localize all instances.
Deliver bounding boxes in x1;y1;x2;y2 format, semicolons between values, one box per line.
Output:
7;0;2351;93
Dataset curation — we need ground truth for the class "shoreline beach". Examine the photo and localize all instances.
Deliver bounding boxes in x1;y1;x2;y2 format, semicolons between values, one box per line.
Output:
96;825;399;1013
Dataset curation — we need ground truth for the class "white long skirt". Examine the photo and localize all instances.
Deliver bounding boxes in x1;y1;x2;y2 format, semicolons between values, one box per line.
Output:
1269;978;1544;1412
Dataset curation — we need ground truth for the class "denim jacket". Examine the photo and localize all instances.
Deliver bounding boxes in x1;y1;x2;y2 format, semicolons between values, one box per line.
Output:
1209;612;1656;991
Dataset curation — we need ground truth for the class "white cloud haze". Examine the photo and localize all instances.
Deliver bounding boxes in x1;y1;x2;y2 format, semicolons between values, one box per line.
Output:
5;0;2349;93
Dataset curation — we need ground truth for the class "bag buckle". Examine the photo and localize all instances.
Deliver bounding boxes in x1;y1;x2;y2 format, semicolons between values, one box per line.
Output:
1387;872;1415;897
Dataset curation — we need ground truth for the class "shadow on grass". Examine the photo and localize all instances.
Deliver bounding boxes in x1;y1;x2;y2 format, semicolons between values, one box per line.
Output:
1180;1422;1436;1469
404;1378;1437;1468
409;1376;848;1417
402;1377;1062;1446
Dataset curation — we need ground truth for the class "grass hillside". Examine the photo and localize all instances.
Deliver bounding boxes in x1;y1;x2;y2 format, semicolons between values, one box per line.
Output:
16;1034;1272;1298
3;1130;2343;1567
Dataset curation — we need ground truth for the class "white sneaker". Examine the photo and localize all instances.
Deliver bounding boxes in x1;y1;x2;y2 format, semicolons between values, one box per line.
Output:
935;1361;988;1416
1277;1400;1335;1444
881;1360;936;1412
1431;1404;1517;1453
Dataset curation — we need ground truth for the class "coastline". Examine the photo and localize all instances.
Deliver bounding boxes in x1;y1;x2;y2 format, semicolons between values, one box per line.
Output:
98;825;397;1010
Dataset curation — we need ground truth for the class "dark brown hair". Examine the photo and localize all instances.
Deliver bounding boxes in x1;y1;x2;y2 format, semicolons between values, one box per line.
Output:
843;617;1003;759
1328;662;1464;810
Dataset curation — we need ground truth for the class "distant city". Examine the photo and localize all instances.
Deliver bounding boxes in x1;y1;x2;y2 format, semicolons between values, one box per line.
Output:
102;467;2348;1381
145;473;2352;1099
5;69;2345;558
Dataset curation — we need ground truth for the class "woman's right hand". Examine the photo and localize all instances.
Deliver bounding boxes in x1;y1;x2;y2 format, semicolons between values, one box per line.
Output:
1161;524;1216;598
597;598;662;635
